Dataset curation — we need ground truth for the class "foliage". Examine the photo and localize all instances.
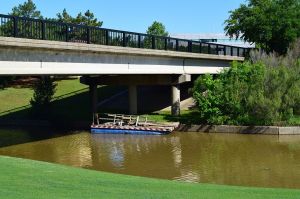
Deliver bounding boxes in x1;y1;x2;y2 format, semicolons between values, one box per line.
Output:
56;9;103;27
224;0;300;55
0;77;15;89
144;21;169;49
30;76;57;109
10;0;42;19
193;52;300;125
146;21;169;37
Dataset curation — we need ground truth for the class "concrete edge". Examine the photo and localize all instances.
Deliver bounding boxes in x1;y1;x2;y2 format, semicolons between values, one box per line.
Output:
177;124;300;135
0;37;245;61
1;120;299;135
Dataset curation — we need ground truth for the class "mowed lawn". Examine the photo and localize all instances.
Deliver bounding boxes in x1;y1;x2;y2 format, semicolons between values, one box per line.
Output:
0;78;88;115
0;156;299;199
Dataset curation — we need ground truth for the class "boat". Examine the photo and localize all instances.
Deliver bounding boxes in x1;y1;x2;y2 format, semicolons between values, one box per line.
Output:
91;113;178;135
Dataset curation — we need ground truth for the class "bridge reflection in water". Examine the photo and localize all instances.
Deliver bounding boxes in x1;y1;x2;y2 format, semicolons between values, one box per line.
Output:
0;129;300;189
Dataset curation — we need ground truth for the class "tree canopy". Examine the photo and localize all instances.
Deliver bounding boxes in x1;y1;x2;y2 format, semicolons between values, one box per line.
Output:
146;21;169;36
224;0;300;55
56;9;103;27
10;0;42;19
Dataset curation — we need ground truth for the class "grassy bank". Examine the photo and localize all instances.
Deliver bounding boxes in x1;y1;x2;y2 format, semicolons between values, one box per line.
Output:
0;78;123;121
0;156;299;199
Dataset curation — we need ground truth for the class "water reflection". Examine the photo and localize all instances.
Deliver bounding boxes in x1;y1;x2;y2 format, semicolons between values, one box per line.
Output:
0;129;300;189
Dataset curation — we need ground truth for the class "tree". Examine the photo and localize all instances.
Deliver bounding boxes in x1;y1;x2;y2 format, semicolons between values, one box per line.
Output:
144;21;169;49
56;9;103;27
146;21;169;36
10;0;42;18
30;76;57;108
224;0;300;55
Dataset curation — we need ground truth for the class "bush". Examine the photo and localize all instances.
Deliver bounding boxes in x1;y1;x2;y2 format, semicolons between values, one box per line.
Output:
30;76;57;111
193;59;300;125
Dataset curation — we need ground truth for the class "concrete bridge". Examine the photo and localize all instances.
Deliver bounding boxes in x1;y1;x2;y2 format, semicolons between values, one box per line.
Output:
0;14;250;116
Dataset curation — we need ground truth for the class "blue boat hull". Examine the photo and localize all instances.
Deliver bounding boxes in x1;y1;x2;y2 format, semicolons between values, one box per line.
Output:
91;128;169;135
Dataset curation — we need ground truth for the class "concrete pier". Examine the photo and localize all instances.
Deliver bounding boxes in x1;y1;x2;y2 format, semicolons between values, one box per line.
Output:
129;85;138;115
171;85;180;116
89;84;98;114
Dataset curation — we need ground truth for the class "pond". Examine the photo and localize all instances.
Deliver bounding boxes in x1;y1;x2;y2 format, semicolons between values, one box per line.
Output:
0;127;300;189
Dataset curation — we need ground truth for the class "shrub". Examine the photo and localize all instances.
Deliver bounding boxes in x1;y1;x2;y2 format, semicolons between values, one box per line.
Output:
30;76;57;109
193;60;300;125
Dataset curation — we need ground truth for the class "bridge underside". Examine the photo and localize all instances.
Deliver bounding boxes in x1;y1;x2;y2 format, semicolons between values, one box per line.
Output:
81;74;191;116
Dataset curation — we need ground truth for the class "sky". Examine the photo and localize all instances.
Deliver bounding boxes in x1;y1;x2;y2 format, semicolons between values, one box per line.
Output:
0;0;246;34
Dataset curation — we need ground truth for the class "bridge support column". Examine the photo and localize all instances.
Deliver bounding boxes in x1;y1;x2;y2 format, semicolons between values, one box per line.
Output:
89;84;98;114
128;85;138;115
171;85;180;116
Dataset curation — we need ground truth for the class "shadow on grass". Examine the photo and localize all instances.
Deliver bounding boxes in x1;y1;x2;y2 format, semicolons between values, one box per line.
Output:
0;85;125;123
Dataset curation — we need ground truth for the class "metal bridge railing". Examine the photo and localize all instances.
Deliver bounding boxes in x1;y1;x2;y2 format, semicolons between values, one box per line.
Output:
0;14;250;57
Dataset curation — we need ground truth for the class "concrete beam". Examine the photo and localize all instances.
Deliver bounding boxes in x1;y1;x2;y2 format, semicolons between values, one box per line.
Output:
80;75;191;86
0;37;243;76
0;37;245;62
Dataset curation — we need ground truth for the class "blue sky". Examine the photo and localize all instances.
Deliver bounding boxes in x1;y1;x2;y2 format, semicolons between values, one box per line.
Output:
0;0;246;34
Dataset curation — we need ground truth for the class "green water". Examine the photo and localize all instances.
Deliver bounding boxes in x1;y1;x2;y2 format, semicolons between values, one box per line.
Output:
0;127;300;189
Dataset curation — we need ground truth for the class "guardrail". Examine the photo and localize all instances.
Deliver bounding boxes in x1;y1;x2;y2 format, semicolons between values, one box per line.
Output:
0;14;250;57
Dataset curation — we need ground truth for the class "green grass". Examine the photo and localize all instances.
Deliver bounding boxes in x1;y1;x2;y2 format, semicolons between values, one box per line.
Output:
0;156;299;199
145;110;201;124
0;78;88;116
0;78;124;121
288;115;300;126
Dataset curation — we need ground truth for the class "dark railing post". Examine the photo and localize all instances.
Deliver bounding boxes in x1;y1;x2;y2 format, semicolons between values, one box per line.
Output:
105;30;109;45
208;44;211;54
237;47;240;57
164;38;167;50
65;24;69;42
87;27;90;44
138;34;141;48
13;17;18;37
122;32;126;47
231;47;233;56
216;44;219;55
41;21;45;40
199;43;202;53
152;36;155;49
175;39;179;51
224;46;226;56
188;41;192;52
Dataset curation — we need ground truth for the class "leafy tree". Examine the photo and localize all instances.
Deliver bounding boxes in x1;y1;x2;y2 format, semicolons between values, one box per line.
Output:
10;0;42;19
193;39;300;125
30;76;57;108
56;9;102;27
146;21;169;37
144;21;169;49
224;0;300;55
